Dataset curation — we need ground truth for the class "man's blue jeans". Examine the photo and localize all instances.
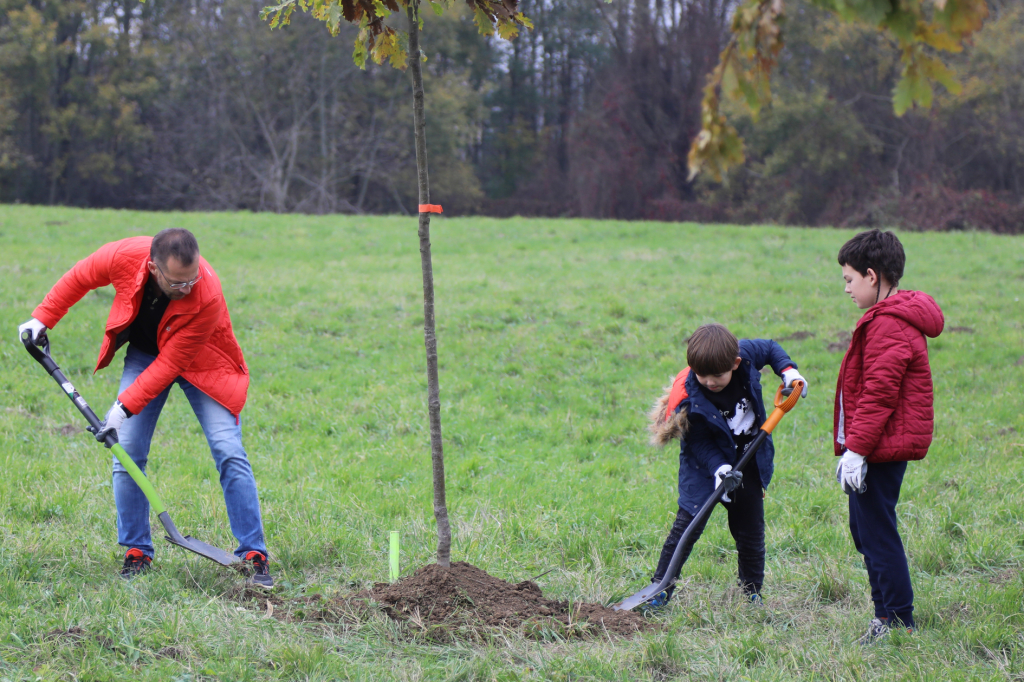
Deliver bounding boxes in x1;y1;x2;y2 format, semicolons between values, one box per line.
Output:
113;346;268;559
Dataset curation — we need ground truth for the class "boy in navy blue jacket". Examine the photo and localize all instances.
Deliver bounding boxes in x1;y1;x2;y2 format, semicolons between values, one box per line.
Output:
646;323;807;605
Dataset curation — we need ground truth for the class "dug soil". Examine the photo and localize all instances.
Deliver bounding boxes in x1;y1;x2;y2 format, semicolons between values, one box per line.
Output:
368;561;650;638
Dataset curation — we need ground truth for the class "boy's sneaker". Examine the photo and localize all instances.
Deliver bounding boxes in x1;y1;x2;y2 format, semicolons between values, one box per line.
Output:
639;590;671;614
857;617;890;645
244;551;274;589
120;548;152;579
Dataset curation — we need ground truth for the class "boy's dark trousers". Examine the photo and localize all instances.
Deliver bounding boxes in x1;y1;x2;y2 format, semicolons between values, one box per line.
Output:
849;460;915;628
653;459;765;597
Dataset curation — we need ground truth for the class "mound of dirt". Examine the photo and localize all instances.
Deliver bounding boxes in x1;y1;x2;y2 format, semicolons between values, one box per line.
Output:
369;561;650;638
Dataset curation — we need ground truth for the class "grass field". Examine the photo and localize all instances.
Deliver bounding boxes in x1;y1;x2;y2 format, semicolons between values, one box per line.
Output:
1;205;1023;681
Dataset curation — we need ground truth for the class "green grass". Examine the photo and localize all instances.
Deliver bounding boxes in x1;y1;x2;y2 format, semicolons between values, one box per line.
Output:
1;205;1023;680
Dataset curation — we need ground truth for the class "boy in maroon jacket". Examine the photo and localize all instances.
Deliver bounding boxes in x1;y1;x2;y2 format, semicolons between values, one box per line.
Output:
835;229;944;643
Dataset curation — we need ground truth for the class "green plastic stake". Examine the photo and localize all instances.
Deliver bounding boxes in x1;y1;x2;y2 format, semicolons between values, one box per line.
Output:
389;531;399;582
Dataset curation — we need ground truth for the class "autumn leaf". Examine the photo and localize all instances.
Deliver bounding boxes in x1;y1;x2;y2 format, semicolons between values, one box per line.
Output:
893;72;915;116
259;1;297;29
472;6;495;36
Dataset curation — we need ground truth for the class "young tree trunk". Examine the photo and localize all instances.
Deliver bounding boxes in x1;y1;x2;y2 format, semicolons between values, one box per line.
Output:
407;0;452;569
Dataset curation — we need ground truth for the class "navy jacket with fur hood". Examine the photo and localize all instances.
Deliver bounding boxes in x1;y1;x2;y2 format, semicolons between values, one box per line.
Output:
662;339;796;514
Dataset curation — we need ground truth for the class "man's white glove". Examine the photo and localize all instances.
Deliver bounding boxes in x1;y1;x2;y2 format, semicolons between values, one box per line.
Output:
836;450;867;494
18;317;47;345
781;368;808;398
88;400;132;448
714;464;742;503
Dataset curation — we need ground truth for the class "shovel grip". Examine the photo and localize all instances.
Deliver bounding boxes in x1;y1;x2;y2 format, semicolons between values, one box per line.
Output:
762;380;803;434
21;329;58;374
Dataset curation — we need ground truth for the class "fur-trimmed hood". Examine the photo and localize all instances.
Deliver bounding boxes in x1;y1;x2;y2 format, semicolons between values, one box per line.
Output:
648;367;691;447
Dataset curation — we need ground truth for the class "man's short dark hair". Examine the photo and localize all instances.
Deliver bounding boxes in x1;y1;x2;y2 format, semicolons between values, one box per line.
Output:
687;323;739;376
837;229;905;287
151;228;199;267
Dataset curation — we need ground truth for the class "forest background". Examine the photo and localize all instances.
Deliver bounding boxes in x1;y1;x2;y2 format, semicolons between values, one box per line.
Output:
1;0;1023;232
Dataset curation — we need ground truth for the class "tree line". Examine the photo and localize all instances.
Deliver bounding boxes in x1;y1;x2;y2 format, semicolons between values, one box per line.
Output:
1;0;1022;232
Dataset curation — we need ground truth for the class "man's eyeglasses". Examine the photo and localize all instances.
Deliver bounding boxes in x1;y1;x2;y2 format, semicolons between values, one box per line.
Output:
155;263;203;289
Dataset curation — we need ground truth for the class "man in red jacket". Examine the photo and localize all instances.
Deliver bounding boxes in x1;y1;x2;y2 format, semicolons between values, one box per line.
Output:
834;229;944;643
18;229;273;587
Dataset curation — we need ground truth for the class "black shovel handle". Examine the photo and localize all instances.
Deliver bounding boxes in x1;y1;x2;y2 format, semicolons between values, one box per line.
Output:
21;330;170;516
657;430;766;589
21;330;113;445
20;330;240;565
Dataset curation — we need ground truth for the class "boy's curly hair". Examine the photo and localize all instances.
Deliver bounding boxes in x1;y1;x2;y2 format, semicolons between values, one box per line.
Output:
837;229;905;287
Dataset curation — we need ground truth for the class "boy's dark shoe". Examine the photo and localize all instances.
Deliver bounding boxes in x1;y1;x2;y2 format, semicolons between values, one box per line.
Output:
638;590;671;615
120;548;152;579
244;551;274;589
857;617;890;645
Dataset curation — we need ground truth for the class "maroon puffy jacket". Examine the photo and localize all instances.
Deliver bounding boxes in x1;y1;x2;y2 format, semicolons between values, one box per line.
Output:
833;290;944;463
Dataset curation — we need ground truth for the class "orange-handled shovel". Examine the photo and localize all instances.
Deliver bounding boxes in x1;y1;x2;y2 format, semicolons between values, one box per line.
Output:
612;381;804;611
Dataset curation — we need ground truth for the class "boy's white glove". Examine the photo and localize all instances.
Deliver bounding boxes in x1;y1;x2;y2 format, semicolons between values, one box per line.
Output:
836;450;867;494
781;368;808;398
18;317;47;345
714;464;741;503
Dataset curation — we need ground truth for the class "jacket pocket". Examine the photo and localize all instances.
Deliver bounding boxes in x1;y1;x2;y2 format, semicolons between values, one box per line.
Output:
185;342;237;374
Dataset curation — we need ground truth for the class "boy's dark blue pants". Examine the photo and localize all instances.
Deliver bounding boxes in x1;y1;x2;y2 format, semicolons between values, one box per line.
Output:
653;459;765;597
849;460;915;628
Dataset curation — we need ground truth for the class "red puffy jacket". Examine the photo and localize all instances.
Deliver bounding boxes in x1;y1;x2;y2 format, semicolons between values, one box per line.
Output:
32;237;249;416
833;290;944;463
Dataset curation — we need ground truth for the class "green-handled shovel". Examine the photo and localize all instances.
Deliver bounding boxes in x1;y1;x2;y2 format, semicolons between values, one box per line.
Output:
21;330;240;567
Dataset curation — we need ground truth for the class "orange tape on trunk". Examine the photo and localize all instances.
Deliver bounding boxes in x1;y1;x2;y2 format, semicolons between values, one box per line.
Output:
418;204;443;213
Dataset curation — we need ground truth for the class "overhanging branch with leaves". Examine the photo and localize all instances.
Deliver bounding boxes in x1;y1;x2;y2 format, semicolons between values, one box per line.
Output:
686;0;990;180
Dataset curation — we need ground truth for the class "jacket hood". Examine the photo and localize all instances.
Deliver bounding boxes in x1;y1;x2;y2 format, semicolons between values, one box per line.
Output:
864;290;944;338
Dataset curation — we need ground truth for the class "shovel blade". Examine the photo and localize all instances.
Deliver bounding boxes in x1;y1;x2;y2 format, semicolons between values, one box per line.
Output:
164;534;240;567
157;511;240;567
612;582;667;612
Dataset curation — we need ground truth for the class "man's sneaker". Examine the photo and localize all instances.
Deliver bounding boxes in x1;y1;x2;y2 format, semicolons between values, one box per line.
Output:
857;617;890;645
244;551;274;589
120;548;152;579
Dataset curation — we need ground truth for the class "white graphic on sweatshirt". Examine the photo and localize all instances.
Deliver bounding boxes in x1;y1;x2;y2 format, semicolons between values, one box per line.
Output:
727;398;756;436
